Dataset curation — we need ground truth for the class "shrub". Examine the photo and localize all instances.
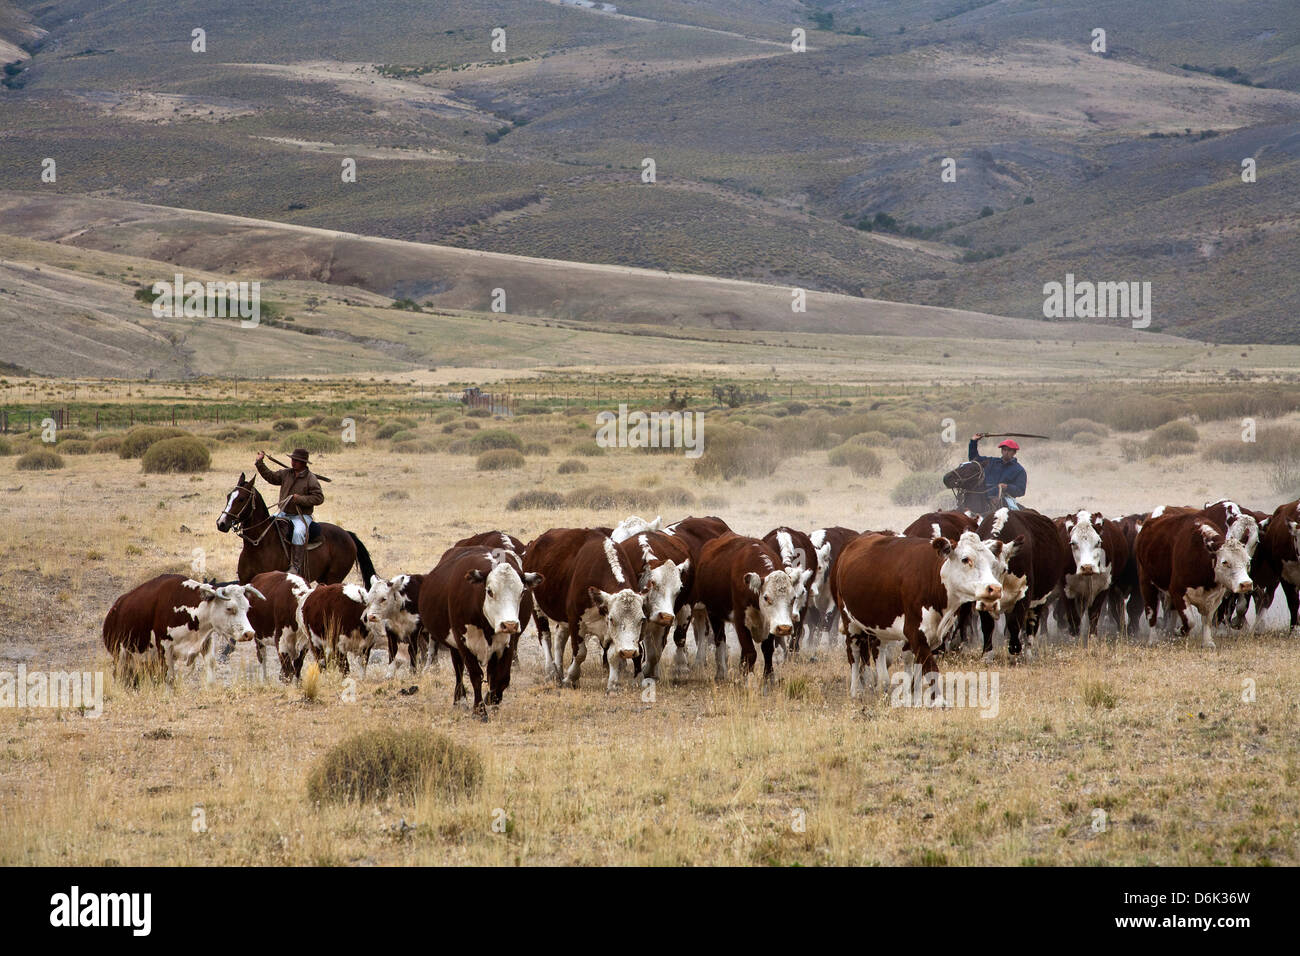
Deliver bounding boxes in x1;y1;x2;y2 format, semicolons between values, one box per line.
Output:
306;729;483;805
1054;418;1109;440
440;422;462;434
572;443;605;457
850;431;891;447
468;429;523;453
898;439;951;472
141;436;211;473
773;489;808;507
828;443;882;477
60;439;93;455
16;449;63;470
91;434;123;454
891;472;944;506
557;459;588;474
466;407;491;418
281;430;342;454
434;411;456;424
375;422;404;439
388;429;421;443
1202;427;1300;463
119;426;188;459
0;437;11;455
1098;397;1188;432
523;442;550;456
392;417;418;428
507;490;566;510
57;429;89;441
657;485;697;507
692;425;780;481
393;439;439;454
1145;420;1198;455
272;418;299;432
476;449;525;471
461;419;481;431
566;486;660;511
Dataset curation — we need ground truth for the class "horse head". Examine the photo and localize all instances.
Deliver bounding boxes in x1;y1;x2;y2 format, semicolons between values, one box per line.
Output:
216;472;265;533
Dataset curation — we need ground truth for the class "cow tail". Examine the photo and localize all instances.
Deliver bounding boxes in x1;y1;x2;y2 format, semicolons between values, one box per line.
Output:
349;532;379;587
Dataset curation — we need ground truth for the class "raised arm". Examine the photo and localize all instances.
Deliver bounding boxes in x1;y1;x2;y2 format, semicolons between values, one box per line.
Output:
254;454;283;485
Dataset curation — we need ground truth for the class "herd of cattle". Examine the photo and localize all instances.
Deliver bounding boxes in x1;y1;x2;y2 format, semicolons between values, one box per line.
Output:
101;497;1300;713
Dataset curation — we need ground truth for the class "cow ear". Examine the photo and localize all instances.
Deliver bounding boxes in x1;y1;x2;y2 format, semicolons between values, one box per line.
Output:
744;572;762;595
1259;518;1270;532
932;537;953;557
523;571;544;588
799;568;813;588
678;559;691;577
465;569;486;583
1201;528;1223;553
987;540;1003;557
587;586;609;614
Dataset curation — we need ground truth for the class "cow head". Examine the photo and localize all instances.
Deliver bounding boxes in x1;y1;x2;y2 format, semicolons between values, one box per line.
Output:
611;514;662;543
936;532;1007;613
1200;524;1253;594
743;568;808;640
1066;511;1108;575
1225;514;1260;559
467;561;540;636
587;587;646;659
364;574;421;642
808;539;834;607
641;558;687;627
188;581;260;644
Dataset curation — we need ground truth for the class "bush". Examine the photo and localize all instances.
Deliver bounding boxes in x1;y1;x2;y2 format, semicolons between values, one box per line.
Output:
57;429;89;441
773;490;808;507
92;434;123;454
272;419;299;432
891;472;944;506
468;429;523;453
1145;420;1198;455
657;485;697;507
393;439;439;454
557;459;588;474
392;417;418;428
572;443;605;457
466;407;491;418
523;442;550;456
476;449;526;471
60;439;93;455
306;729;483;805
850;430;891;447
119;426;188;459
566;486;660;511
141;436;211;473
1054;418;1109;440
828;443;883;477
692;424;780;481
898;439;951;472
507;490;566;510
0;437;10;456
375;422;404;439
16;449;63;470
1202;427;1300;463
281;430;342;455
434;411;456;424
388;429;421;443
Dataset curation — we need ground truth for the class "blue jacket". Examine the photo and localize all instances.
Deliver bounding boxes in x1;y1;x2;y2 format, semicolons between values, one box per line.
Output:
968;439;1027;499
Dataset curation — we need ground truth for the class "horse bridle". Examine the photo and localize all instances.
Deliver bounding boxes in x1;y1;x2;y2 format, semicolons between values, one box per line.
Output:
221;483;278;546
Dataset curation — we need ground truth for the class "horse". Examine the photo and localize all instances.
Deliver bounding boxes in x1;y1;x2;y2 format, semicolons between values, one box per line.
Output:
215;472;377;586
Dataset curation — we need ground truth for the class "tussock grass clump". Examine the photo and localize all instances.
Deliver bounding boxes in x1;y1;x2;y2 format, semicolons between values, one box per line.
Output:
524;442;550;456
828;443;882;478
57;429;89;442
1054;418;1109;440
1144;420;1198;456
392;417;419;429
16;448;64;470
306;729;483;805
507;490;566;510
59;439;93;455
1081;680;1118;710
773;489;808;506
692;424;779;481
388;429;421;443
898;439;951;473
469;429;523;453
476;449;526;471
466;407;491;418
572;442;605;457
281;430;342;455
1203;427;1300;463
557;459;588;474
141;436;211;473
891;472;943;506
565;486;660;511
375;422;405;439
0;437;10;456
272;418;300;432
91;434;123;454
434;411;456;424
656;485;697;507
393;439;440;454
119;426;188;459
301;661;321;701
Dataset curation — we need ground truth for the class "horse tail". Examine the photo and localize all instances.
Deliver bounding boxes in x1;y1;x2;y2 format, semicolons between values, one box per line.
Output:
349;531;379;586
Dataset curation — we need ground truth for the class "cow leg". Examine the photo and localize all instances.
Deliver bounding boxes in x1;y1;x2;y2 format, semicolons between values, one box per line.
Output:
1138;568;1162;643
641;621;665;682
979;610;997;660
693;605;713;672
847;636;866;698
536;616;557;680
450;647;467;706
906;613;945;707
733;620;758;678
1006;603;1028;657
562;621;587;688
707;613;728;681
464;653;488;719
1282;582;1300;630
671;605;691;677
1085;592;1106;645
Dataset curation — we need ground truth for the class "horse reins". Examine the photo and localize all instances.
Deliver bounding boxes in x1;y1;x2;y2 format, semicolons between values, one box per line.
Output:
221;484;279;547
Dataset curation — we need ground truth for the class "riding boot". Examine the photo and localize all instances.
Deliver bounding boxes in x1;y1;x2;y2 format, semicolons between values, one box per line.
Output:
290;544;307;579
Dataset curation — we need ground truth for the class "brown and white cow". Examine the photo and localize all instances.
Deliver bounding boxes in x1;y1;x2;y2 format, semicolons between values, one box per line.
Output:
762;526;825;655
418;546;541;714
1198;500;1268;629
525;529;648;690
1246;499;1300;630
693;533;810;683
617;530;691;682
976;508;1066;659
361;573;425;678
831;531;1007;700
102;574;262;685
241;570;315;682
1135;508;1254;648
1053;511;1130;642
300;580;396;677
804;526;859;654
903;510;982;650
1114;513;1148;635
661;515;734;670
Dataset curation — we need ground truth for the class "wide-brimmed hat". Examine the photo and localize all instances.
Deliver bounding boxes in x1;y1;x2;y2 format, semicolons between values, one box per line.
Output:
997;439;1020;451
290;448;310;463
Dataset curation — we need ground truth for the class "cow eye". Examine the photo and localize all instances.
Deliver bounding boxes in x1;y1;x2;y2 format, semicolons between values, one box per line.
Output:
486;588;495;598
963;557;972;566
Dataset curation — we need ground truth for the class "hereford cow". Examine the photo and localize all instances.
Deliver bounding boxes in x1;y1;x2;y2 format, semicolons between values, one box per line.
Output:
1245;499;1300;630
418;546;541;714
240;570;314;682
761;526;826;654
1198;500;1268;629
1053;511;1129;642
1113;513;1148;635
976;508;1068;659
525;529;647;690
617;531;691;681
804;526;859;654
1135;509;1254;648
831;531;1008;700
903;510;982;650
102;574;262;685
363;573;424;678
693;533;810;683
661;516;734;670
301;580;398;677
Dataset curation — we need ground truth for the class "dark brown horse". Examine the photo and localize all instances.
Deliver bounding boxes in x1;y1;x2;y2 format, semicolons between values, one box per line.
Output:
215;472;377;586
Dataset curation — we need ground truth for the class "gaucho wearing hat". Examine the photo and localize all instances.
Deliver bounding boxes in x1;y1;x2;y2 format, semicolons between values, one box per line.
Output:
967;433;1028;511
254;447;325;576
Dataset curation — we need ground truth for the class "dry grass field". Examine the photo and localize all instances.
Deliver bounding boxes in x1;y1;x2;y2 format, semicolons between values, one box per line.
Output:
2;376;1298;865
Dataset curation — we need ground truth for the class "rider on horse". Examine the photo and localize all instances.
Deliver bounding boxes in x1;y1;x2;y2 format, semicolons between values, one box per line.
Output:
255;448;324;577
968;433;1027;511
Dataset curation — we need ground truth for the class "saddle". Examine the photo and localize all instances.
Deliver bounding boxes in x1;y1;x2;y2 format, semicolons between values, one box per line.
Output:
274;516;324;549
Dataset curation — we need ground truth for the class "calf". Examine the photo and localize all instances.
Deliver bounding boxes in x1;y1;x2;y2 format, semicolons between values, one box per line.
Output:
662;515;734;669
301;581;392;677
762;527;825;654
1053;511;1129;642
242;570;314;682
102;574;261;685
976;508;1067;659
366;573;424;678
617;531;691;681
1135;510;1253;648
832;532;1007;700
418;546;541;714
693;533;810;683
